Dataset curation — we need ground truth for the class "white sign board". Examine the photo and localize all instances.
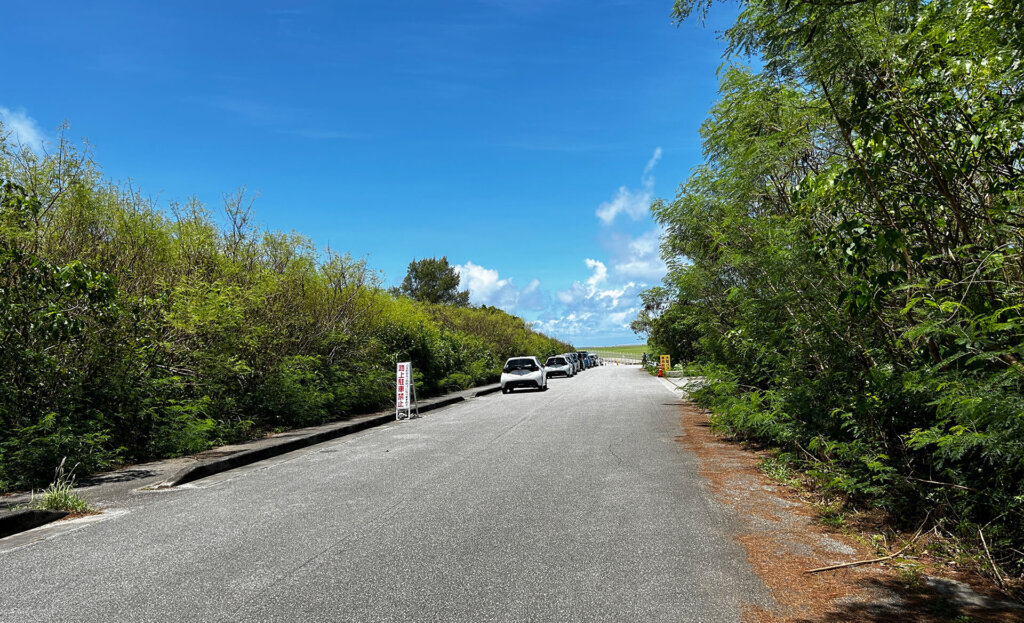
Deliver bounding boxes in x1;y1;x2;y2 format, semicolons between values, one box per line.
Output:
396;361;418;419
396;362;410;410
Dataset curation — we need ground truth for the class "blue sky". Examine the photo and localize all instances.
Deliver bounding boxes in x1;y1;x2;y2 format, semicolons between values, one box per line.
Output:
1;0;738;346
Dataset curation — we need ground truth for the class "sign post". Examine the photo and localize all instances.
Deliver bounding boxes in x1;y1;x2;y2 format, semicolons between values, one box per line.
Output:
396;361;420;420
658;354;671;377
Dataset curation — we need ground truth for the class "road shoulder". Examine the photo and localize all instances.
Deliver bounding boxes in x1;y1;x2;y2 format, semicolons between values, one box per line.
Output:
672;395;1024;622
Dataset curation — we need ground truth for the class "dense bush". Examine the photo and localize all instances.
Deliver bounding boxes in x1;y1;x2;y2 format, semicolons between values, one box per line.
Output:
0;135;570;492
645;0;1024;574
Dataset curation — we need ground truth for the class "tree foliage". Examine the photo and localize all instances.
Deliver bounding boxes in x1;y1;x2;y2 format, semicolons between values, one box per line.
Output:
394;256;470;306
646;0;1024;574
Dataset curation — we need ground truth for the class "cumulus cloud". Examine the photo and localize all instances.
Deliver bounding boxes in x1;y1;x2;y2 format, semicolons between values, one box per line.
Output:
584;258;607;291
543;258;645;340
558;259;611;302
454;261;545;311
0;107;46;153
456;261;508;301
608;228;667;283
532;300;640;341
595;147;662;225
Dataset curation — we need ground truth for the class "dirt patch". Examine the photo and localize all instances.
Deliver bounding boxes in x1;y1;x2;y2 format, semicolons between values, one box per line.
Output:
676;401;1024;623
61;509;101;520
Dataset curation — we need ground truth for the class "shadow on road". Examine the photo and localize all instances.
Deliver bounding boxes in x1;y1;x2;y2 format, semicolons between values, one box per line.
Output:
791;576;1023;623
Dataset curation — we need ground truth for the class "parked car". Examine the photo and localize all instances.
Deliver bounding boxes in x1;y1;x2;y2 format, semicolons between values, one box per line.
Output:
501;356;548;393
565;352;581;372
544;355;574;378
564;352;580;373
577;351;591;369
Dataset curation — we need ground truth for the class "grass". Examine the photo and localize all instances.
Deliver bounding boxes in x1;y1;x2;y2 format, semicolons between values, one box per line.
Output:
27;458;94;514
758;455;802;489
895;561;927;589
813;498;849;530
584;344;652;360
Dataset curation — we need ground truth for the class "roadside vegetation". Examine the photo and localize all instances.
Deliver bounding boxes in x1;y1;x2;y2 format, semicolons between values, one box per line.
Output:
637;0;1024;582
25;458;94;515
0;133;570;493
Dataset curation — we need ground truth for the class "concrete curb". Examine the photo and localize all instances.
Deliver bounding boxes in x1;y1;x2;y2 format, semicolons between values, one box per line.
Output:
0;509;68;539
166;383;501;487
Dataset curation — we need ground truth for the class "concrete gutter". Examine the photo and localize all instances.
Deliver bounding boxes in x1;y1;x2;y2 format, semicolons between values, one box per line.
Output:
0;509;68;539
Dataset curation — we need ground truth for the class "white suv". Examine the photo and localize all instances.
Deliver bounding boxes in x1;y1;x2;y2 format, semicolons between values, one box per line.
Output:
501;356;548;393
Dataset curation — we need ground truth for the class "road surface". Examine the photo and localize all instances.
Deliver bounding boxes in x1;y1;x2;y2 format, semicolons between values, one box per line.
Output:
0;365;769;622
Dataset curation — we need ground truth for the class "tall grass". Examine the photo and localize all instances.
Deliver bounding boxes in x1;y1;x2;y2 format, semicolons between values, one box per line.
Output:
29;458;94;514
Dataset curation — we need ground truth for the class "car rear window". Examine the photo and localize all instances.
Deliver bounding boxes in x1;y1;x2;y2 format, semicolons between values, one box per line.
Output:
546;357;566;365
506;359;534;370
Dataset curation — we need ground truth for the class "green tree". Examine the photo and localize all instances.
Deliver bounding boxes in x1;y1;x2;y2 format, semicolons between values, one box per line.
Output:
395;256;470;306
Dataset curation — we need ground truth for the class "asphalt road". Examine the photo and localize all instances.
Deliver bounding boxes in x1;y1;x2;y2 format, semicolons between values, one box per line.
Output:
0;366;769;622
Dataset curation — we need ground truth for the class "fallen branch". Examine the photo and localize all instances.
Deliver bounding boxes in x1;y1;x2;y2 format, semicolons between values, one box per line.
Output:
804;523;926;574
979;528;1005;588
793;441;821;464
907;476;975;492
804;547;912;574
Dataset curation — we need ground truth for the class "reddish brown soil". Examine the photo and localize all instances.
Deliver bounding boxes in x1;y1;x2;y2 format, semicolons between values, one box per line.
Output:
676;401;1024;623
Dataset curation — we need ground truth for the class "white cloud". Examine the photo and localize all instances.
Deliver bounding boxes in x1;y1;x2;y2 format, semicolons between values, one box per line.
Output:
584;258;607;291
608;228;667;283
643;146;663;177
595;147;662;225
606;308;636;326
456;261;508;300
595;185;650;224
542;258;646;341
533;295;642;341
454;261;546;311
0;107;46;153
559;259;614;302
